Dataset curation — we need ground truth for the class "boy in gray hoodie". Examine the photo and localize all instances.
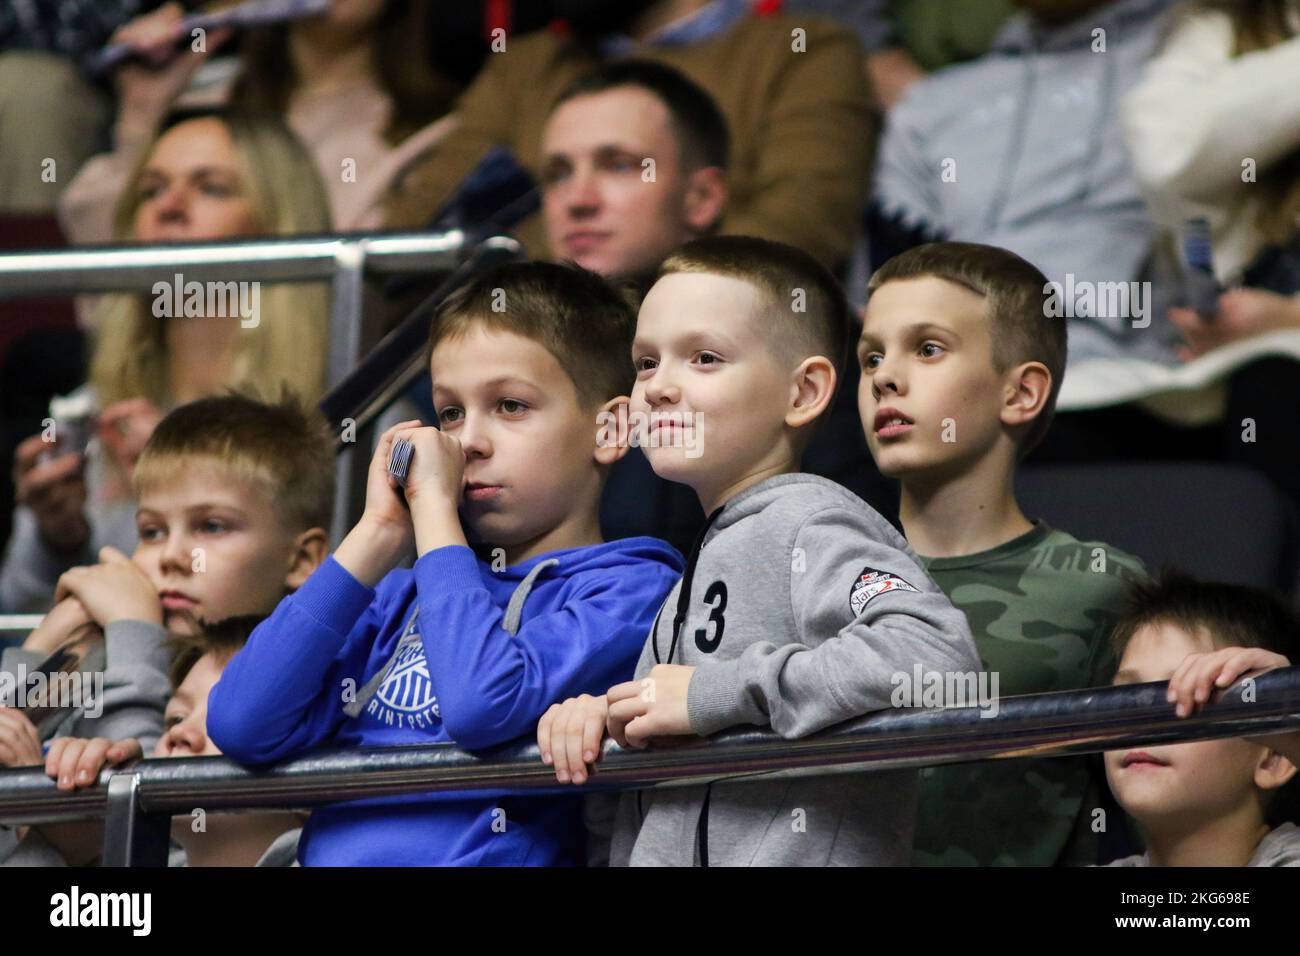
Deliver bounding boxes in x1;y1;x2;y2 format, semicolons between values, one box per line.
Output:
538;235;979;865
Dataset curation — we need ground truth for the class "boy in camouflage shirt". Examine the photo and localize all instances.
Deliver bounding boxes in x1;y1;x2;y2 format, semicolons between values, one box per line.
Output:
857;242;1146;865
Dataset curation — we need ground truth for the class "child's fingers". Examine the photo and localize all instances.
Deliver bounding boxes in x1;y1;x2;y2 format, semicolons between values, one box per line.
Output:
582;710;606;768
607;696;649;725
622;715;654;750
606;680;643;704
537;703;558;765
53;738;88;790
563;708;590;784
75;739;114;788
106;739;143;764
1219;649;1288;685
607;712;630;749
550;706;576;783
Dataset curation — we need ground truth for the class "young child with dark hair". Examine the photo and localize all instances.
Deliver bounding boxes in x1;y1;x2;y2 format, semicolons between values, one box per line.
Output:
1104;572;1300;867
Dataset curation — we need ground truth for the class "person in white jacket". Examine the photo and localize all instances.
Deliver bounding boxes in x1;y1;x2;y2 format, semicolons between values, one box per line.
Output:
1122;0;1300;357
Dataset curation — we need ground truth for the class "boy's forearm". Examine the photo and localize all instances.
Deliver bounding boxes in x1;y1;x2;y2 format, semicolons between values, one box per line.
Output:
334;519;409;588
413;501;468;558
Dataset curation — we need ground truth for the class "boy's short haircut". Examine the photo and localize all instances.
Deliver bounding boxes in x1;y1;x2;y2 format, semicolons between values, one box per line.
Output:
427;260;639;409
867;242;1067;456
165;614;264;689
1110;570;1300;826
550;59;730;173
658;234;853;382
132;390;334;534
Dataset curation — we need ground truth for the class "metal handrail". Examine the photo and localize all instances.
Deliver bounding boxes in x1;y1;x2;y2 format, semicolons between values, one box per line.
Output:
0;228;522;542
4;669;1298;827
0;230;469;298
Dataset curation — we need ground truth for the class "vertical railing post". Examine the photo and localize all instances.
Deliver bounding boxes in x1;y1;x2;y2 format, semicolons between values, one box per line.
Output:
328;240;369;544
101;773;170;867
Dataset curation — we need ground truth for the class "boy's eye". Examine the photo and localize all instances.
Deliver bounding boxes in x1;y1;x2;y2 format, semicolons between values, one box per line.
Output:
920;342;945;358
438;407;464;425
164;714;185;729
138;525;164;541
498;399;528;415
199;519;229;534
862;352;883;370
634;357;658;373
693;351;722;367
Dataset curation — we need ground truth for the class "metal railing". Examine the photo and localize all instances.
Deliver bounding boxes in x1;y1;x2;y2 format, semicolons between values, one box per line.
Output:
0;228;524;541
3;668;1298;866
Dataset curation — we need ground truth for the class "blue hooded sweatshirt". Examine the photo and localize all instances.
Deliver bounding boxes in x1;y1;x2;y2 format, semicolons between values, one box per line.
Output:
207;537;683;866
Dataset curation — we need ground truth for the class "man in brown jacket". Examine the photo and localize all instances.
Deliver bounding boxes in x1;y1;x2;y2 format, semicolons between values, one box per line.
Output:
384;0;873;270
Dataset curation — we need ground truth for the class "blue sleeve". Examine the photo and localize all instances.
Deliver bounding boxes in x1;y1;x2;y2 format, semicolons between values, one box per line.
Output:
414;546;677;751
207;556;383;765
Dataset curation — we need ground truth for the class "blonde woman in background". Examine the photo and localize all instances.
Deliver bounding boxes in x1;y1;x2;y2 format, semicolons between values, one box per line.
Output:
1;109;331;613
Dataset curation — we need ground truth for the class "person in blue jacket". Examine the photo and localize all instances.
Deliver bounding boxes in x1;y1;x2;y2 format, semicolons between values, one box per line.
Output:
207;261;684;865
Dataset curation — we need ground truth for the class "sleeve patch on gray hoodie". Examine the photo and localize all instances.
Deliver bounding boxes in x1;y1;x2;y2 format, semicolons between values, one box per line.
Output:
850;566;918;616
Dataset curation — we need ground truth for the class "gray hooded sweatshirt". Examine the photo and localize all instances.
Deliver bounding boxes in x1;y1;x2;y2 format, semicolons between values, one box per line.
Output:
609;474;979;866
1104;822;1300;867
0;619;171;864
872;0;1182;366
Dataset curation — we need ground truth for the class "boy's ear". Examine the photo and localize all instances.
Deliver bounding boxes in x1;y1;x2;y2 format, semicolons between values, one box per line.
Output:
785;356;837;430
593;395;632;467
1000;361;1052;430
1255;749;1298;793
284;527;330;590
683;166;728;234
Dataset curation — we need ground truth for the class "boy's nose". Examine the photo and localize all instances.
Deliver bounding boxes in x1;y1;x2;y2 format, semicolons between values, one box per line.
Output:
644;369;681;406
457;418;492;459
159;534;193;573
871;360;904;399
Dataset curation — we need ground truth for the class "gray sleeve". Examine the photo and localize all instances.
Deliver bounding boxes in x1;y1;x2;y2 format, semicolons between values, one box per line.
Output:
782;0;895;51
0;646;45;707
606;790;643;868
0;507;93;614
69;618;171;752
687;506;979;738
870;92;944;235
0;827;70;867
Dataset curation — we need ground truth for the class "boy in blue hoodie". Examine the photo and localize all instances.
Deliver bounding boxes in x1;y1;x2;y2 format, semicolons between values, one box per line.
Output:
207;262;684;866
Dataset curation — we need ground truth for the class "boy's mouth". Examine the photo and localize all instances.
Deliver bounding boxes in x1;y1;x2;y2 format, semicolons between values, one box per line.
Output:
159;590;199;612
1120;750;1171;770
873;407;914;438
464;482;503;503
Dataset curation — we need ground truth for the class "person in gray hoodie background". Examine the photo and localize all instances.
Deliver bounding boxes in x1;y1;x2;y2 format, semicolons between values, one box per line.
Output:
538;234;978;866
870;0;1182;368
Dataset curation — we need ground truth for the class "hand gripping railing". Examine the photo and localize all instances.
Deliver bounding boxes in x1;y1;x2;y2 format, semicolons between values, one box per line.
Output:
3;668;1299;866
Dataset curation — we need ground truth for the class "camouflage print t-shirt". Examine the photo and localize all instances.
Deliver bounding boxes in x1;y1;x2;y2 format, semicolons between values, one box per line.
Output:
912;521;1146;866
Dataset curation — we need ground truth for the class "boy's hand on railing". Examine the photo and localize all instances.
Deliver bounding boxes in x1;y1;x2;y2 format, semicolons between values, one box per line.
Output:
22;596;94;655
44;737;143;791
1168;647;1290;718
607;664;696;749
538;694;609;785
1168;647;1300;766
0;708;44;768
54;547;163;628
336;420;424;587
